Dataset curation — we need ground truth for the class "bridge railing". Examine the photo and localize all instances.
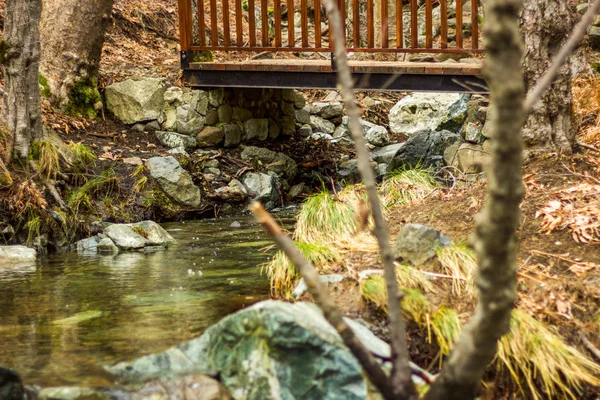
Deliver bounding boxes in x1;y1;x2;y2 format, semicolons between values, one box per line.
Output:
177;0;483;55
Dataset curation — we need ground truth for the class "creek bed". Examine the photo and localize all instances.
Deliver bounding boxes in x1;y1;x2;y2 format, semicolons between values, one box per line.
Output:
0;213;295;387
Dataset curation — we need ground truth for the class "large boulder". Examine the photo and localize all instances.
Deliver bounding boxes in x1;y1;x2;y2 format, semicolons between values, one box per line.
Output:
109;301;368;400
393;224;452;266
104;224;147;250
388;129;461;171
105;78;167;124
389;93;470;135
131;221;177;247
240;146;297;180
147;156;201;207
176;104;206;136
242;172;278;210
0;246;37;264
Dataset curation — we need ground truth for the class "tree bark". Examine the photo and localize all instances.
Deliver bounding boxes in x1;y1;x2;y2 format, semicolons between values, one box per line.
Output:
39;0;115;116
521;0;575;153
1;0;44;164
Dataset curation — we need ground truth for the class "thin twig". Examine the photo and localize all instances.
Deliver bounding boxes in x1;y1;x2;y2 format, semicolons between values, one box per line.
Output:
321;0;416;397
524;0;600;113
576;140;600;154
581;334;600;362
249;202;398;399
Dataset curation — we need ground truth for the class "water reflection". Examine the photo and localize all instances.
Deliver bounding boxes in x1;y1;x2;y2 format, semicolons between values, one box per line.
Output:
0;214;294;387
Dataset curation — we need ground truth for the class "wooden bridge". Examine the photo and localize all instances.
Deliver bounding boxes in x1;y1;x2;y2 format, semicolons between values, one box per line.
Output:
177;0;486;92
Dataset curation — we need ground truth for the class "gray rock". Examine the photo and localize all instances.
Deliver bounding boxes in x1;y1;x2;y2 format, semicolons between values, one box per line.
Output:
132;221;177;247
196;126;224;148
208;88;224;107
108;300;368;400
221;123;242;148
287;183;307;200
167;147;188;155
163;86;184;104
281;117;297;136
333;125;350;138
372;143;405;164
298;124;313;137
145;120;161;132
74;236;101;255
389;93;470;135
243;118;269;141
453;142;488;173
312;132;334;141
363;122;390;147
217;104;232;123
105;78;167;124
311;102;343;119
242;172;278;210
240;146;297;179
309;115;335;134
463;121;484;143
123;157;143;166
283;89;305;108
0;245;37;263
323;90;342;101
295;107;311;124
230;221;242;228
232;107;253;122
292;274;344;298
388;129;461;171
205;110;218;126
132;123;145;133
104;224;147;250
281;101;296;117
214;179;248;202
268;120;280;139
38;387;110;400
176;104;206;136
97;238;119;253
156;131;196;150
393;223;452;266
147;156;202;207
337;159;377;184
129;374;232;400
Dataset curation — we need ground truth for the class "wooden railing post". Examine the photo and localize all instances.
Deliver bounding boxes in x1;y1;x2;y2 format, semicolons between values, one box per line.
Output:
177;0;193;51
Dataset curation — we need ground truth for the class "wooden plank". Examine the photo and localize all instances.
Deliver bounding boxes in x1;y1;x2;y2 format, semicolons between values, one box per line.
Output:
235;0;243;45
395;0;402;48
288;0;295;46
440;0;447;49
261;0;269;46
410;0;418;48
425;0;432;48
471;0;478;49
223;0;230;46
339;0;346;38
301;0;308;47
456;0;463;48
197;0;206;47
315;0;321;48
248;0;256;46
210;0;218;46
274;0;282;46
367;0;374;48
353;0;360;47
178;0;193;50
381;0;388;48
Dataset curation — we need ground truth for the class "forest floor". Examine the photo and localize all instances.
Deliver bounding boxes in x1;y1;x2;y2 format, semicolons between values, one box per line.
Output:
1;0;600;398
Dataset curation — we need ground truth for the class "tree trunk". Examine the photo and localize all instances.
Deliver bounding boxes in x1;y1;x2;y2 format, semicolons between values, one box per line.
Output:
39;0;115;117
521;0;575;152
1;0;44;164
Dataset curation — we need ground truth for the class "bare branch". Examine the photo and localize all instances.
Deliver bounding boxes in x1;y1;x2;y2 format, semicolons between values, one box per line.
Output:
425;0;526;398
524;0;600;113
320;0;416;398
249;202;398;400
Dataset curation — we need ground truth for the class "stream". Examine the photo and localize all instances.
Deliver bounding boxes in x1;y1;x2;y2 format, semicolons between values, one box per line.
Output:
0;213;295;387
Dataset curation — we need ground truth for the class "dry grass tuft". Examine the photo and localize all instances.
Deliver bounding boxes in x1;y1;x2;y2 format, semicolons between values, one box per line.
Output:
379;168;437;208
31;141;60;179
573;76;600;146
497;309;600;400
437;244;477;296
264;241;342;298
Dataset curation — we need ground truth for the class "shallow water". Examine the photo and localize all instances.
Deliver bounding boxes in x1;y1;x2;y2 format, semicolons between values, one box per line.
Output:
0;213;295;387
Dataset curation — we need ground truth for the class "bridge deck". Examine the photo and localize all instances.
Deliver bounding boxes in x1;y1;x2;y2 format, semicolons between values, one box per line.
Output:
184;59;486;92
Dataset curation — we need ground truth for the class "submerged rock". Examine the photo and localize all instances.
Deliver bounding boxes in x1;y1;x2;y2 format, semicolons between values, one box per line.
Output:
105;78;167;124
147;156;201;208
0;246;37;264
109;300;368;400
132;221;177;247
393;223;452;266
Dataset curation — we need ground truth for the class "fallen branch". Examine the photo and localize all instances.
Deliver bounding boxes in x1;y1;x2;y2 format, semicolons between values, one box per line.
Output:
576;140;600;154
250;202;398;399
581;334;600;362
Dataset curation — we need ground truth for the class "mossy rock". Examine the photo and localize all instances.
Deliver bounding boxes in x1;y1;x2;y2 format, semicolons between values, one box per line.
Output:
65;78;101;119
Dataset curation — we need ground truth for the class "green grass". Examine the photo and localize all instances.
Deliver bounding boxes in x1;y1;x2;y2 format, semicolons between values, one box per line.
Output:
68;168;119;213
67;141;96;171
379;168;437;208
263;241;342;298
294;190;358;244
